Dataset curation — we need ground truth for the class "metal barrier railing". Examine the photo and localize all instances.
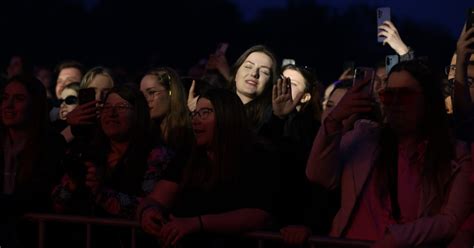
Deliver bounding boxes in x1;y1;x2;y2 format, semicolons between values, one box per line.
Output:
24;213;373;248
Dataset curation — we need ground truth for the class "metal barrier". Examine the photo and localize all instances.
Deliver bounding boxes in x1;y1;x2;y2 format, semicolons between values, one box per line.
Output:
24;213;373;248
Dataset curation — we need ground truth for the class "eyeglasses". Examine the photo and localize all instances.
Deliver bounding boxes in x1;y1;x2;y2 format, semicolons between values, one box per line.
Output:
143;89;170;100
444;65;456;76
58;95;78;106
101;103;133;113
378;87;423;106
448;77;474;88
189;108;214;120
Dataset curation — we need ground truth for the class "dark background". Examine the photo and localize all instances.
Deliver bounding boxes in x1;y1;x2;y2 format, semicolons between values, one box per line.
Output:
0;0;469;83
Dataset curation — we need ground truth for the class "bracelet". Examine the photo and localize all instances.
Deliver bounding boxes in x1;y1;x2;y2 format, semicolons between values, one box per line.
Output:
198;215;204;232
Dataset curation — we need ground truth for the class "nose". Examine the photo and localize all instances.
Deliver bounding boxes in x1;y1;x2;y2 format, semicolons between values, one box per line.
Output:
250;67;260;79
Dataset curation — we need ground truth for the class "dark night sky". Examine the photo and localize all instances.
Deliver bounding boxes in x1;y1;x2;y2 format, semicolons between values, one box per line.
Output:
229;0;472;38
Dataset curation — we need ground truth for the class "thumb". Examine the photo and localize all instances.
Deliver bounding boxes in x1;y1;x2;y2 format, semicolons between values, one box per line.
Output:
189;80;196;97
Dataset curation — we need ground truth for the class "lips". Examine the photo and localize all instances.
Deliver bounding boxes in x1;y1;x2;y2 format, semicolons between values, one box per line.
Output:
245;79;258;87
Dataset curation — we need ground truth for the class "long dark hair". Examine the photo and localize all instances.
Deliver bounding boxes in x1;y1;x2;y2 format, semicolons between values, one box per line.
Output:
93;84;152;195
228;45;278;131
1;74;50;184
182;88;251;190
281;64;322;122
374;60;454;214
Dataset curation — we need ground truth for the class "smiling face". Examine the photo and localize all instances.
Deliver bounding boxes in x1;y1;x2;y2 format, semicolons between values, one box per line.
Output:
234;52;273;104
191;98;216;147
100;93;133;141
140;74;171;120
1;81;32;128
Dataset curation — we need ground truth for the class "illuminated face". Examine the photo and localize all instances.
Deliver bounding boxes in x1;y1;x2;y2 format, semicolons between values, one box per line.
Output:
88;74;113;101
56;67;82;98
59;88;79;120
100;93;133;141
140;74;170;120
1;81;32;128
282;68;311;106
448;54;474;101
191;98;216;147
235;52;273;104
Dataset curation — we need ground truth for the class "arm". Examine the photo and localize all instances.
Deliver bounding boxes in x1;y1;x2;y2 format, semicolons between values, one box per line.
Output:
306;80;373;188
387;142;473;247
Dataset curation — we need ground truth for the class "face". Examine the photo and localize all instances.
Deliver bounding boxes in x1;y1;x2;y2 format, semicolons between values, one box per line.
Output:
140;75;171;120
56;68;82;98
100;93;133;141
1;81;31;128
59;88;78;120
88;74;113;101
7;56;23;78
282;69;309;104
448;54;474;100
36;68;52;89
191;98;216;147
381;70;424;134
235;52;273;104
321;88;347;120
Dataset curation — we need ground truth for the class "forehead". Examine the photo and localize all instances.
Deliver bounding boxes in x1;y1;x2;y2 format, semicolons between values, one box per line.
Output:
283;69;305;83
196;98;213;108
387;70;420;89
450;54;474;64
244;52;273;67
105;92;128;104
60;88;77;97
89;74;113;88
59;67;81;78
141;75;163;87
5;81;28;94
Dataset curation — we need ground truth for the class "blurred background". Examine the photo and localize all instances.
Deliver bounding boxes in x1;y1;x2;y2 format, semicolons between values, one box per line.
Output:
0;0;471;83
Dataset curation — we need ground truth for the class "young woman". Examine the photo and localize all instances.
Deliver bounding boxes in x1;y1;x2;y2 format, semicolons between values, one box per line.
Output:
306;60;473;247
139;88;280;248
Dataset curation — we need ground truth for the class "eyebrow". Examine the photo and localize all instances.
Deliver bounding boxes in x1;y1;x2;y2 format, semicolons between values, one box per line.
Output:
244;60;271;70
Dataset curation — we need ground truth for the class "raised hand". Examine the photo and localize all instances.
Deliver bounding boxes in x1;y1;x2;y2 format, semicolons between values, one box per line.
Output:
187;80;199;112
272;77;304;119
327;79;372;124
65;100;99;125
378;21;410;55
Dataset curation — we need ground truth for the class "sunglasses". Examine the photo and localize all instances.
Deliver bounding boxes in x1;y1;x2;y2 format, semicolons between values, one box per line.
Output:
378;87;423;106
58;95;78;106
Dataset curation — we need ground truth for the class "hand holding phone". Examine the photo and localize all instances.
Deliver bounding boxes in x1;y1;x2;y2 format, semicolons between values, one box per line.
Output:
353;67;376;97
385;55;399;75
78;88;96;105
377;7;391;43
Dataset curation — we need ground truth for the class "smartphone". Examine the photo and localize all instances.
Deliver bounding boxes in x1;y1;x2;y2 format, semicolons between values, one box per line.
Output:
215;42;229;55
377;7;391;43
385;55;399;74
353;67;376;97
282;58;296;67
78;88;96;105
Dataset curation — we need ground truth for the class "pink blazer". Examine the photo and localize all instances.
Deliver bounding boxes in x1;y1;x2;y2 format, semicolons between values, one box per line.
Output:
306;120;473;246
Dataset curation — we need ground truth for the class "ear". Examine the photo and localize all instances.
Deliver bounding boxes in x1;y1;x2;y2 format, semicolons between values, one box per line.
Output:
300;92;311;103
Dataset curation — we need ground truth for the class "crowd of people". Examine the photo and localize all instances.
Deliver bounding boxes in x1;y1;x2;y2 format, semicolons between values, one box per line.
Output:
0;20;473;248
